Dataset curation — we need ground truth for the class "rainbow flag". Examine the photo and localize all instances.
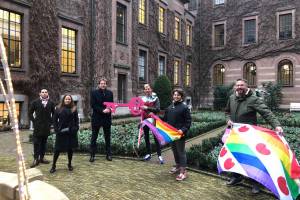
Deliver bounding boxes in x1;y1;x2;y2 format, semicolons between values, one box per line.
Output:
218;123;300;200
139;114;183;146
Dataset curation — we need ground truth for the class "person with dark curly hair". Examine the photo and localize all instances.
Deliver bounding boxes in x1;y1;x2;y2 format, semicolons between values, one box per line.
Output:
50;95;79;173
164;88;191;181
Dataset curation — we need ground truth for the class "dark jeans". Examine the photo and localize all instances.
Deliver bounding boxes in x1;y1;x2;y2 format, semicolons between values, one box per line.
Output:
171;138;187;168
52;149;73;166
33;135;48;160
90;125;111;156
143;126;161;156
231;173;259;188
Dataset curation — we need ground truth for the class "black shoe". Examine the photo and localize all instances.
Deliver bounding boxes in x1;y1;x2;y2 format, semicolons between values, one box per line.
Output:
68;164;73;171
106;155;112;161
50;166;56;173
226;177;243;186
251;185;260;194
30;159;39;168
89;155;95;162
40;158;50;164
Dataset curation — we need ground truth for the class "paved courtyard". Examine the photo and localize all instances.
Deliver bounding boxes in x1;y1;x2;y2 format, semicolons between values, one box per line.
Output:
0;129;276;200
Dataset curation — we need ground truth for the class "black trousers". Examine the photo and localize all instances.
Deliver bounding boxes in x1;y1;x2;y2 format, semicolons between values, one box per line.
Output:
32;135;48;160
143;126;161;156
171;138;187;168
90;124;111;156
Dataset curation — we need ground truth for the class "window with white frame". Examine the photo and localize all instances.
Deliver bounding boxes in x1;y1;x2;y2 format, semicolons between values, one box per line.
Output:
138;49;147;82
243;18;256;44
158;55;166;76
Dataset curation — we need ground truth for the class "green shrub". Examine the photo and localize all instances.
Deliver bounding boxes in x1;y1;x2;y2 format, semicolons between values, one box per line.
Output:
187;135;222;171
153;75;172;109
44;112;226;157
192;111;226;122
258;112;300;127
46;123;150;156
261;82;282;111
213;84;233;110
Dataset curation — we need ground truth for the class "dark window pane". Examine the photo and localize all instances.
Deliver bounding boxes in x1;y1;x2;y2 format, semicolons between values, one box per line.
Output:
244;19;256;44
214;24;224;47
117;3;126;43
243;62;256;86
279;13;292;40
158;55;165;76
213;64;225;86
138;50;146;81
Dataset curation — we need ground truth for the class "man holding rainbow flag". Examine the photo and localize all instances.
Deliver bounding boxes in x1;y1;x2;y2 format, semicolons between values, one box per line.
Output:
224;78;284;194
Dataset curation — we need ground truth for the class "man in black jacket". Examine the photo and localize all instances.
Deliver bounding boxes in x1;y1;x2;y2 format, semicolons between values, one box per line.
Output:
29;89;55;168
89;78;114;162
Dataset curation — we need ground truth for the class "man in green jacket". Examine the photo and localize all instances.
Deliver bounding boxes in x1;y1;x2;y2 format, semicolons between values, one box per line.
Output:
225;79;283;193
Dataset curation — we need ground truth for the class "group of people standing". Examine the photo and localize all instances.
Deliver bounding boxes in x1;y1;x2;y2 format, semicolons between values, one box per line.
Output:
28;78;192;181
28;77;283;188
29;90;79;173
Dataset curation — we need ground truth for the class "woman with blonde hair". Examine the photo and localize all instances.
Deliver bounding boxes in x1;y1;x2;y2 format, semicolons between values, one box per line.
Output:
50;95;79;173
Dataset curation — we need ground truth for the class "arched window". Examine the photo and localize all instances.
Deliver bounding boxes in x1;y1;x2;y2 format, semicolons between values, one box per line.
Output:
213;64;225;86
278;59;293;86
243;62;256;87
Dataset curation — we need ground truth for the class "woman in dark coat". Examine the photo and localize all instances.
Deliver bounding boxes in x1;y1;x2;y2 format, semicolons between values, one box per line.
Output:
164;88;192;181
50;95;79;173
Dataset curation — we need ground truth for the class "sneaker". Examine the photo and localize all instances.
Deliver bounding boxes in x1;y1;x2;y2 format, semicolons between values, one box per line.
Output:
176;172;187;181
143;154;151;161
226;176;243;186
169;167;180;174
158;156;164;164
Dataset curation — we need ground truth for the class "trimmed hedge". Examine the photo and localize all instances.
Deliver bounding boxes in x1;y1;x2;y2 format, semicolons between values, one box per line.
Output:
187;124;300;172
192;111;226;123
187;135;222;171
258;112;300;127
45;112;226;156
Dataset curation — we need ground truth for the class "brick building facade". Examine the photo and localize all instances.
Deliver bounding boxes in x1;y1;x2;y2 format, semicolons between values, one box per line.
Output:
193;0;300;109
0;0;194;127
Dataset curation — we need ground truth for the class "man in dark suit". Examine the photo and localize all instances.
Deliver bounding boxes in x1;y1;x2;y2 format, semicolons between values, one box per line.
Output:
29;89;55;168
89;77;114;162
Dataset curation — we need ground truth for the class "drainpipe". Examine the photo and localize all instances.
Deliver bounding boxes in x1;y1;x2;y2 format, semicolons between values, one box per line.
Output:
90;0;95;89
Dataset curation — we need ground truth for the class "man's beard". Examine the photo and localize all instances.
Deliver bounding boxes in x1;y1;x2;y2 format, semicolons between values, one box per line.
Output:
236;89;246;97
